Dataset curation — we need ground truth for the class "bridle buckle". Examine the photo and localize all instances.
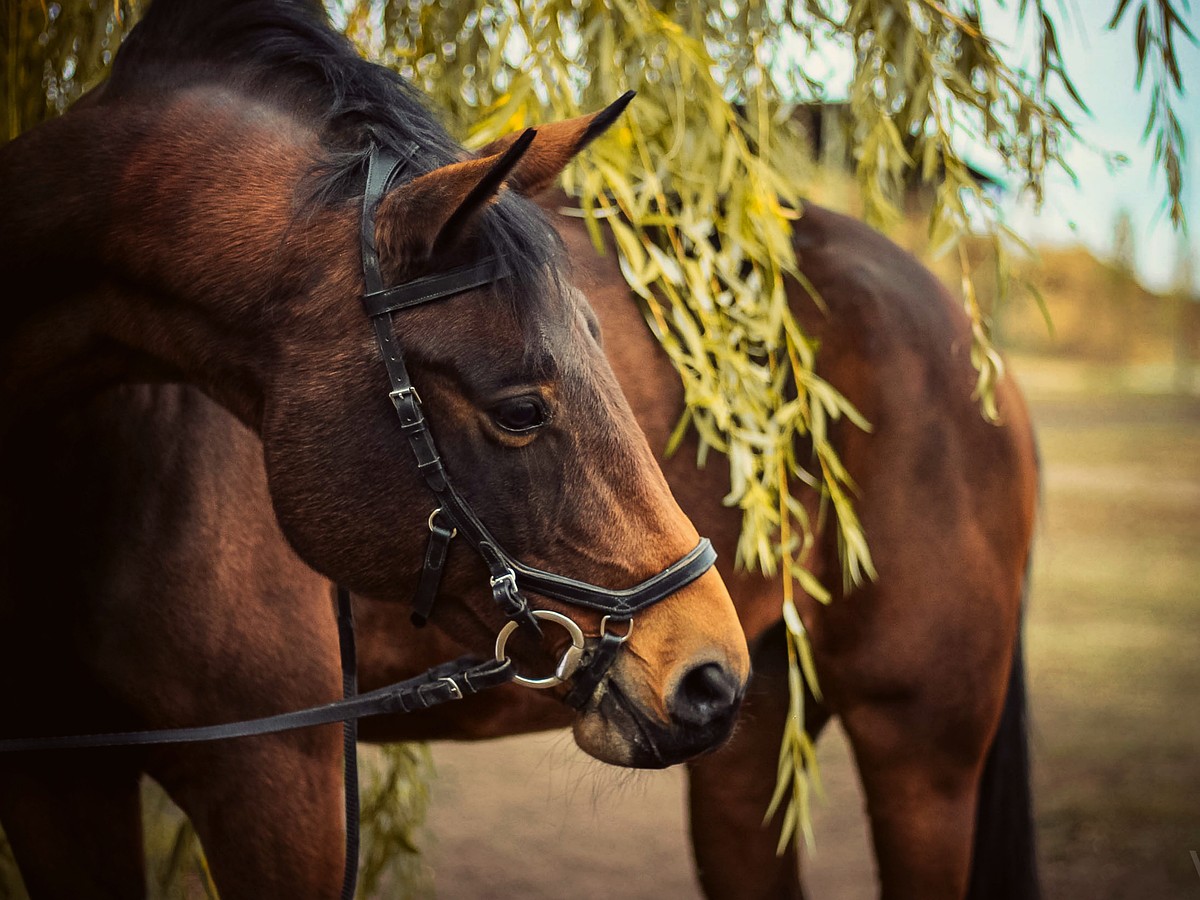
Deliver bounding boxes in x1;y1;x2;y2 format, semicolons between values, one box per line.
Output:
389;386;425;432
388;385;421;405
489;571;517;592
437;676;463;701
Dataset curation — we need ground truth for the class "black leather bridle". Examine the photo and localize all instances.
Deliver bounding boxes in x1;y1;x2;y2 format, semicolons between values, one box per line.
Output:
357;143;717;700
0;143;718;899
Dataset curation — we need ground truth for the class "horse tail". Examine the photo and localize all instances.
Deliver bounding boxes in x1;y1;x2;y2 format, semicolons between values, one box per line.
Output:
966;555;1041;900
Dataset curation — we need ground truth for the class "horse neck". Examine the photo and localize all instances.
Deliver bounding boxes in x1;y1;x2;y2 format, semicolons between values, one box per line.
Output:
0;88;349;431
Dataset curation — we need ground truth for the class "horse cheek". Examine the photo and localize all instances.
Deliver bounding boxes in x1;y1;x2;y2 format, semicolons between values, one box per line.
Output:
258;387;424;599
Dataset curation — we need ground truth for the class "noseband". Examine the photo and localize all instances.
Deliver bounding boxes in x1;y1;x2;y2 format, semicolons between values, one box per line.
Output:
358;144;717;702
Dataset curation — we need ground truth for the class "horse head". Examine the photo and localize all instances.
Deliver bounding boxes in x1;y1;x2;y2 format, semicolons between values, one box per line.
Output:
259;99;749;766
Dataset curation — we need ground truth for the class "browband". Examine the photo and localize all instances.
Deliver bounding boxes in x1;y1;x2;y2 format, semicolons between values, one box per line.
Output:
362;256;511;317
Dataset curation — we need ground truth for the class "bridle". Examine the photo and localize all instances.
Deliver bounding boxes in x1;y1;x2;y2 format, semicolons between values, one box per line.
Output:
357;143;716;700
0;143;718;899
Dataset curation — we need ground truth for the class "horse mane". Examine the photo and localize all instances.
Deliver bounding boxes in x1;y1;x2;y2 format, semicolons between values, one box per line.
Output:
106;0;561;301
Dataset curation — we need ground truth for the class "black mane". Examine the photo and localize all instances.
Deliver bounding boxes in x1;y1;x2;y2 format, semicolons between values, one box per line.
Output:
107;0;560;298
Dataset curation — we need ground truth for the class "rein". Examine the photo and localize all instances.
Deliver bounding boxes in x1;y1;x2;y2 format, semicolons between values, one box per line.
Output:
0;144;718;898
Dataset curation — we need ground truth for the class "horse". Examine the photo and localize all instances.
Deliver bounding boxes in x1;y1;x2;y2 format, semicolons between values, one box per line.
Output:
0;181;1040;900
0;0;755;894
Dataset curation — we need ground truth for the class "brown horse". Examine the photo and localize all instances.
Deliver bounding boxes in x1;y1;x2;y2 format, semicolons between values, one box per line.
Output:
0;0;753;894
0;192;1039;899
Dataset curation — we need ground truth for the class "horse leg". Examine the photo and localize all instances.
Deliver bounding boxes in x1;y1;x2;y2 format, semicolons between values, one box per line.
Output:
966;631;1039;900
824;561;1034;900
837;697;986;900
834;622;1034;900
0;757;145;899
148;730;345;900
687;620;831;900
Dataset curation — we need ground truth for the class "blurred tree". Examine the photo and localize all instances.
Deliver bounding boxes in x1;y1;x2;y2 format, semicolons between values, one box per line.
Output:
1171;233;1198;394
1108;207;1139;355
2;0;136;141
1113;208;1136;276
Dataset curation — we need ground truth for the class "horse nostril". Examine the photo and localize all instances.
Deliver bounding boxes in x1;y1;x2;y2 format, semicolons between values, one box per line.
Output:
669;661;742;727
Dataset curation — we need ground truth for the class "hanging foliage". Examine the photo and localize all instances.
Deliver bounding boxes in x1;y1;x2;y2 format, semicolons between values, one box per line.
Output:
2;0;138;142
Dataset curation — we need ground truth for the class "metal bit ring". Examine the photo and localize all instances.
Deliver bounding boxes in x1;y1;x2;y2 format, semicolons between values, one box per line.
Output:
494;609;586;689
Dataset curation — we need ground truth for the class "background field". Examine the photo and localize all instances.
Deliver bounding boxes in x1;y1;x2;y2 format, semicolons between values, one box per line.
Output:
422;355;1200;899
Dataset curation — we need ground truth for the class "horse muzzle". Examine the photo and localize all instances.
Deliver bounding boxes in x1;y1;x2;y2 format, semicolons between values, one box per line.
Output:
571;653;746;768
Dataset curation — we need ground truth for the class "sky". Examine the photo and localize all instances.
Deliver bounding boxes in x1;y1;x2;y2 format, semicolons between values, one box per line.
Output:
794;1;1199;295
993;2;1200;295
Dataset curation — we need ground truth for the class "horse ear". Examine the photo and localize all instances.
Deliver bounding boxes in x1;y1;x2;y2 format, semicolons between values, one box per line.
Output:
376;128;537;262
476;91;635;196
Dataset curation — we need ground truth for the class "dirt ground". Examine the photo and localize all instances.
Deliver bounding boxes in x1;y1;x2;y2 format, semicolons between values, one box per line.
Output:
424;722;873;899
420;358;1200;899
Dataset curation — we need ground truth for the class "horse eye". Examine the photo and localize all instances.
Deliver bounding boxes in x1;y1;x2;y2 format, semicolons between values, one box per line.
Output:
491;397;550;434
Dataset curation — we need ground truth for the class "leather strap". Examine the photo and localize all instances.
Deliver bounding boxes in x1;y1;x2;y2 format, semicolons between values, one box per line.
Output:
0;657;514;753
411;521;455;628
360;146;414;295
386;381;448;494
363;256;510;317
480;533;716;617
563;628;628;709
